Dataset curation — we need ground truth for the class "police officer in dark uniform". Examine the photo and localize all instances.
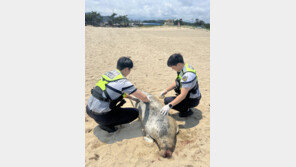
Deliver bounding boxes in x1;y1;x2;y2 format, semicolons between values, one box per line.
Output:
160;53;201;117
86;57;150;133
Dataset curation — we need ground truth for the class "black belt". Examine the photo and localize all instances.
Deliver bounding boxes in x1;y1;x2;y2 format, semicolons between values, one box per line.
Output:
92;111;109;116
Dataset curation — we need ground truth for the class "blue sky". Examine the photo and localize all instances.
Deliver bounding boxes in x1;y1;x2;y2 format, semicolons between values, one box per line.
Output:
85;0;210;23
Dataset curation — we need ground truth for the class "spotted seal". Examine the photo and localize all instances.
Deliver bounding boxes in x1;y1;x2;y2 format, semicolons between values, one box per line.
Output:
133;92;179;158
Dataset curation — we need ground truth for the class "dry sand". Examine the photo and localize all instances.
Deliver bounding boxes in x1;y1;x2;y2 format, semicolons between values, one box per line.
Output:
85;26;210;167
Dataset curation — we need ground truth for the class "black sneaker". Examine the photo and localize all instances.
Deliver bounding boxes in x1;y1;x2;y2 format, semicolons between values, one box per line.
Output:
99;124;118;133
179;109;193;117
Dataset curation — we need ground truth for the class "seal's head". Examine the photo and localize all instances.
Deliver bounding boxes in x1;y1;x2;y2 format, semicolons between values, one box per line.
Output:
159;148;173;158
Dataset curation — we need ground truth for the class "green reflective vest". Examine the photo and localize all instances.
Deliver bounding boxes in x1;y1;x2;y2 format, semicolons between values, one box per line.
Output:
176;63;198;88
96;69;125;91
92;69;126;102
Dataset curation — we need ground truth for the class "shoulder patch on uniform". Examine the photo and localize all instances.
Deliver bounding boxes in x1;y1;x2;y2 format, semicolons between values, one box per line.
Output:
182;76;188;81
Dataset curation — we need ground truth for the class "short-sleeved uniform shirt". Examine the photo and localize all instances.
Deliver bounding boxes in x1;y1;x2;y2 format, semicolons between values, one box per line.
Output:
179;65;201;99
87;70;137;114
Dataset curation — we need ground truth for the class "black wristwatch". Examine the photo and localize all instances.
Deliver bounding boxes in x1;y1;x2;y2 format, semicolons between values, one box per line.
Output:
169;103;173;108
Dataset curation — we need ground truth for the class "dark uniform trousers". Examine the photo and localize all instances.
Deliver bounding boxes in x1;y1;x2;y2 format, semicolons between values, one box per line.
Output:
86;106;139;127
164;96;201;114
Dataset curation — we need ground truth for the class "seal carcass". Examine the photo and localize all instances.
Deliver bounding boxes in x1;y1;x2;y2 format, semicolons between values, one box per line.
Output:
135;92;178;158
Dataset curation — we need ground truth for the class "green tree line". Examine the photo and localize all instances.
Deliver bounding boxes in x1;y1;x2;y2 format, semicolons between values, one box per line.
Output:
85;11;102;26
85;11;210;29
174;18;210;29
85;12;130;27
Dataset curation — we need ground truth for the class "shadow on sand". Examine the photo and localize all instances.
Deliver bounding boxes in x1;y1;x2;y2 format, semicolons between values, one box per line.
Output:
93;108;202;144
93;120;143;144
170;108;202;129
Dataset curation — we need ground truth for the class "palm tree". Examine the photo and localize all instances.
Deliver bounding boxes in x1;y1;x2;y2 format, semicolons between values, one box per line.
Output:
85;11;102;26
108;13;117;26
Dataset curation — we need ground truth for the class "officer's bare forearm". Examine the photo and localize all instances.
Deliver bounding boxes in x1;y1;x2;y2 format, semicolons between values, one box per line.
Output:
131;90;149;102
169;94;186;106
168;88;189;106
125;94;136;100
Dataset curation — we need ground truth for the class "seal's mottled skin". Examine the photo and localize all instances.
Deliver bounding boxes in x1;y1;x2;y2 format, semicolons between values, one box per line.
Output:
135;92;178;158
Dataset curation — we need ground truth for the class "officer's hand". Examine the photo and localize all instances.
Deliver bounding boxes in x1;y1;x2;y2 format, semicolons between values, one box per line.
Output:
160;104;170;116
147;96;152;102
159;90;168;99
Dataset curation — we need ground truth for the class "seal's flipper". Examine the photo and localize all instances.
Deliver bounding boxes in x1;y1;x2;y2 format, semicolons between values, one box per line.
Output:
144;135;153;143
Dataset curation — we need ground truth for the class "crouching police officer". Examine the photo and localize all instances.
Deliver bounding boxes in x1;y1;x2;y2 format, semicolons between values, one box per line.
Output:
160;53;201;117
86;57;150;133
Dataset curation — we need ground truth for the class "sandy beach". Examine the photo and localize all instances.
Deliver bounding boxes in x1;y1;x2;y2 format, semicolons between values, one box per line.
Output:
85;26;210;167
